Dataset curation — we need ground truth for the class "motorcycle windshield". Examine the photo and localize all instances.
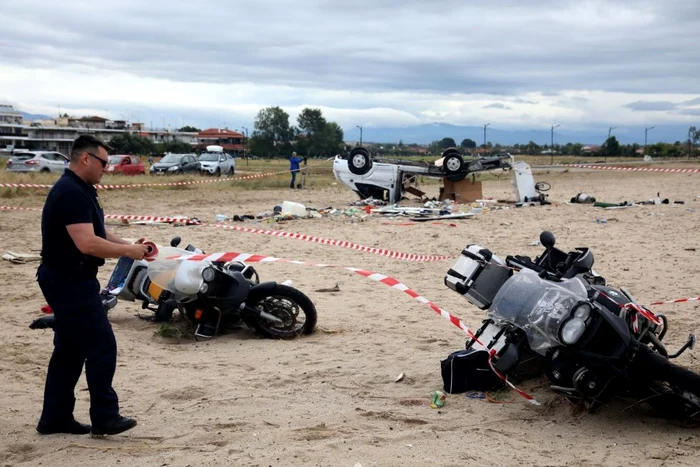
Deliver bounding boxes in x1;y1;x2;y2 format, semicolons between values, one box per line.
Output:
487;269;588;353
146;246;208;296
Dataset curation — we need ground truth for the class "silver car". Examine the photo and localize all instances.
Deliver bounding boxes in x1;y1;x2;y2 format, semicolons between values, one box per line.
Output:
5;151;69;173
198;151;235;175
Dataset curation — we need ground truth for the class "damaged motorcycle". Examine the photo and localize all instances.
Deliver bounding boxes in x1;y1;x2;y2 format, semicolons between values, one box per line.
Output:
443;231;700;419
31;237;317;340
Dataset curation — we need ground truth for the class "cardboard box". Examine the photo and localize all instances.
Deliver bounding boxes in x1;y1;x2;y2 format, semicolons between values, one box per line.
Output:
439;178;483;203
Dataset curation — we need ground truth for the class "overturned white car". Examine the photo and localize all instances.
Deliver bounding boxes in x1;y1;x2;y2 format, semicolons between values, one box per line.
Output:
333;147;516;203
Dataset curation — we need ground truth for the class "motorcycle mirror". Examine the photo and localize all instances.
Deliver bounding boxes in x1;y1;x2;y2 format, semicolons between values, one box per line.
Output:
170;236;182;247
540;231;556;250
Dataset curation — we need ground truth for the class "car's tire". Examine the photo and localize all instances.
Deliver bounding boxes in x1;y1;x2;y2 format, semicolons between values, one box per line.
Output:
215;167;221;177
443;153;466;181
348;147;372;175
40;168;51;173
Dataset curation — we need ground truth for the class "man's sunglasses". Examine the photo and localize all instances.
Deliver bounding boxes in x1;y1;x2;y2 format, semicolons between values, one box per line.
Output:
86;152;108;168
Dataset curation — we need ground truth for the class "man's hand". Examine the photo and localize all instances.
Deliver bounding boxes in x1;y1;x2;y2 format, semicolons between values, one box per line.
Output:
124;243;150;260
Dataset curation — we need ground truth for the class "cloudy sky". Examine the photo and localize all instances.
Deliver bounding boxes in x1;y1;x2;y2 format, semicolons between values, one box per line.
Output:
1;0;699;137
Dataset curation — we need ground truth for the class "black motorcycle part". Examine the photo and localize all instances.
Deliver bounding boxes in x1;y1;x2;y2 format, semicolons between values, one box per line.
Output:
29;315;55;330
441;349;503;393
244;284;317;339
631;345;700;419
204;270;251;311
154;299;178;322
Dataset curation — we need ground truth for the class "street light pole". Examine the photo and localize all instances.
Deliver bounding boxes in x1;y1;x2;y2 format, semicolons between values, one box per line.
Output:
356;125;363;146
644;126;655;157
550;124;560;165
483;123;490;152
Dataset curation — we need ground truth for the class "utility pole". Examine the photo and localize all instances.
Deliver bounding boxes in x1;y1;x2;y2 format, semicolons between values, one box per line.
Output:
606;126;617;162
356;125;363;146
550;124;560;165
242;126;249;166
483;123;490;152
689;127;693;160
644;126;655;157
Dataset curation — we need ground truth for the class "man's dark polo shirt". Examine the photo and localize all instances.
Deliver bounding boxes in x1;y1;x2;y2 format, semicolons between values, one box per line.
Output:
40;169;106;278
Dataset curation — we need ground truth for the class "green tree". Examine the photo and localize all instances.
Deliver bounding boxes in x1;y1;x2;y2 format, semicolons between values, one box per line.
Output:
526;140;540;155
440;137;457;149
108;133;156;155
460;138;477;149
250;106;293;157
293;108;344;157
602;136;620;157
178;125;201;132
297;108;326;135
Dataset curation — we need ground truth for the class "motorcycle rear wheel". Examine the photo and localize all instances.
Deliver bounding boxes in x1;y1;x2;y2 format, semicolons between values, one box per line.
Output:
246;284;317;339
634;345;700;420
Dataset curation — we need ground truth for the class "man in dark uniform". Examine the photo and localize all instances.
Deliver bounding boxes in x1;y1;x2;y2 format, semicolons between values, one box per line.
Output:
36;135;149;436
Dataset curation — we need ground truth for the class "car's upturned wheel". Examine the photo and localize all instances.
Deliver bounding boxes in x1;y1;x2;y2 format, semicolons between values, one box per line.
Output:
443;153;466;181
348;147;372;175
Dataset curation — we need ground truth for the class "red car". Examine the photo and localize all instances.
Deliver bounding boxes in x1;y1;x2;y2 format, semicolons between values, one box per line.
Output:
105;155;146;175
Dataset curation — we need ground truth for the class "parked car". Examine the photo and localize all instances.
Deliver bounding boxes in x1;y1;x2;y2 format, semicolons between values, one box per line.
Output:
5;150;69;173
199;146;235;175
150;153;200;175
105;155;145;175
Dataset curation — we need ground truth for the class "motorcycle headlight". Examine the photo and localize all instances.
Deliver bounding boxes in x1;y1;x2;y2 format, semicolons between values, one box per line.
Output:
573;303;592;320
202;266;216;282
199;282;209;293
167;165;180;171
560;318;586;345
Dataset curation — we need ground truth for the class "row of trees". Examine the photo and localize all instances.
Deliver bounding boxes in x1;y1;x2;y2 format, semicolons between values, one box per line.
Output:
108;133;193;155
248;107;344;158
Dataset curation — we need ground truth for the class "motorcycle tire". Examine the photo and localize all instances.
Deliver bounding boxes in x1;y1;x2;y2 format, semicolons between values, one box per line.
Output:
245;284;317;339
154;299;178;322
634;345;700;420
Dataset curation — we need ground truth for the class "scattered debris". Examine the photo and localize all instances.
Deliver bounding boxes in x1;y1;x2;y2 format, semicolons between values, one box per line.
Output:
430;391;446;409
570;193;596;204
395;373;405;383
315;283;340;293
2;251;41;264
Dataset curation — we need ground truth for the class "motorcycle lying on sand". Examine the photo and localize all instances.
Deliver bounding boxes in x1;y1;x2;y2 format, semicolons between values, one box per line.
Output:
443;231;700;419
30;237;317;340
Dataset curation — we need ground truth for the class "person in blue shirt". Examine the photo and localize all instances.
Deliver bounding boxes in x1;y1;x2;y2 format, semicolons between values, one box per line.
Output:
289;152;306;189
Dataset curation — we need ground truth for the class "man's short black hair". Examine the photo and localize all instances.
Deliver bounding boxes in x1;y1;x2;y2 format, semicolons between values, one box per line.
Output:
69;134;113;162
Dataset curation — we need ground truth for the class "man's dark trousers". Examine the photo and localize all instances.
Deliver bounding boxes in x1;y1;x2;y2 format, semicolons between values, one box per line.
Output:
37;264;119;426
290;170;297;188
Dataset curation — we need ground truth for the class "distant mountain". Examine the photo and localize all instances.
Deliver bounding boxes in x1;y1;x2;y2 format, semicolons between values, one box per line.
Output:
20;111;53;121
345;122;695;146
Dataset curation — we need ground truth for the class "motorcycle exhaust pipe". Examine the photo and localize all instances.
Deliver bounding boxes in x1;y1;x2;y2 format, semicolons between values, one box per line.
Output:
239;303;284;323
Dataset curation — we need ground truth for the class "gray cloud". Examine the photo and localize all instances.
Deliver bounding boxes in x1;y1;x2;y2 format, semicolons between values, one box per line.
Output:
1;0;700;97
483;103;512;110
625;100;678;111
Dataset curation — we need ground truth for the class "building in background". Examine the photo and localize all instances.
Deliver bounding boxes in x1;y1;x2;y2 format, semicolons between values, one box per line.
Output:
0;106;199;155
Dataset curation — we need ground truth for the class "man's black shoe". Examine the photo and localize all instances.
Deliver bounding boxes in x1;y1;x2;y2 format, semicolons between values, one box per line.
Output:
37;419;91;435
91;416;137;436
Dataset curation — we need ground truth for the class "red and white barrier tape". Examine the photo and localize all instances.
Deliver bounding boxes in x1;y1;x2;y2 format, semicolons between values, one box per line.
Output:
164;249;540;405
0;205;202;225
198;222;452;262
0;205;452;261
565;164;700;174
649;296;700;306
0;170;288;190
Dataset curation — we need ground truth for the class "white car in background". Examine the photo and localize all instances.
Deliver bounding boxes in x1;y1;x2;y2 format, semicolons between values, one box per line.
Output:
5;150;69;173
198;145;235;175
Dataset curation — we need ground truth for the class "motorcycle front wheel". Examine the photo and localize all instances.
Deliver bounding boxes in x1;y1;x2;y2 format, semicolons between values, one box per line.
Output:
246;284;317;339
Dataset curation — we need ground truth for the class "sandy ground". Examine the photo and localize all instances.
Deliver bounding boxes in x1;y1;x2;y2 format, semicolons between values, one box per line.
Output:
1;168;700;467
